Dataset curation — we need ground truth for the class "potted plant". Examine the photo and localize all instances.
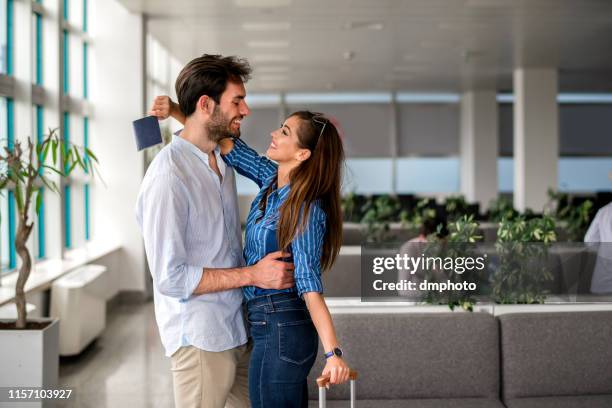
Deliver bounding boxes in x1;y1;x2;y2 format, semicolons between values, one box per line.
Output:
360;194;404;243
422;214;484;311
404;198;437;229
0;129;97;391
491;214;557;304
546;189;594;242
487;196;518;223
341;191;358;223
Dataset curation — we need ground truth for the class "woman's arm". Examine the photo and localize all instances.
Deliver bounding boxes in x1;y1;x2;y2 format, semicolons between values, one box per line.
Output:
303;292;350;384
222;138;278;188
292;204;350;384
149;95;186;124
150;95;235;153
150;95;277;187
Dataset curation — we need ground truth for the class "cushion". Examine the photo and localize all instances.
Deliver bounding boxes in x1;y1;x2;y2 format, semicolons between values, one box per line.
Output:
499;311;612;399
307;312;499;400
504;395;612;408
308;398;505;408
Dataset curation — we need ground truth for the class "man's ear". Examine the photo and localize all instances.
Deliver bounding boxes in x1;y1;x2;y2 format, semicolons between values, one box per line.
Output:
296;148;311;162
197;95;215;116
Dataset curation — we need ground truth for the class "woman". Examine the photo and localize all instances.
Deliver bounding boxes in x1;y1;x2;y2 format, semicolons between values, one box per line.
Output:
151;96;351;407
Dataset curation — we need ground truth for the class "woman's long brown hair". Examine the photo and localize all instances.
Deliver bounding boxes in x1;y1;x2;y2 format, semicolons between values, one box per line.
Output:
259;111;344;272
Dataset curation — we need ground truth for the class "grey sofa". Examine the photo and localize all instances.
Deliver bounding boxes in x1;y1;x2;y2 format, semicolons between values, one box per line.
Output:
307;311;612;407
307;313;504;407
499;311;612;408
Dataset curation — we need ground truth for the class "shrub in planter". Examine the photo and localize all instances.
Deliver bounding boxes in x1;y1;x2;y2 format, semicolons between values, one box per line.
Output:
487;196;518;222
491;214;557;304
546;188;594;242
422;214;484;311
360;194;406;243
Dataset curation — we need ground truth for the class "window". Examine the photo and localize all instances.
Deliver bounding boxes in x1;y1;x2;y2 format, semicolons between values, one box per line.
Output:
63;112;71;249
84;116;90;241
32;8;42;85
59;0;91;247
1;97;15;273
62;29;69;94
83;1;89;240
2;0;93;264
0;0;11;75
83;42;88;99
498;158;612;193
34;105;45;259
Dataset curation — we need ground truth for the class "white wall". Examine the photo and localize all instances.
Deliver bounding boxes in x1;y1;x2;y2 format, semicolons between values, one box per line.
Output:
90;0;145;295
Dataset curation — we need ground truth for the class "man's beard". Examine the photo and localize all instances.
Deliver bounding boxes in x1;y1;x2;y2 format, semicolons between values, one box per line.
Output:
206;106;240;142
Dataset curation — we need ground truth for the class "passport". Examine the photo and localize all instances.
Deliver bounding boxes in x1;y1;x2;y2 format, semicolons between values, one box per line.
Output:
132;116;162;151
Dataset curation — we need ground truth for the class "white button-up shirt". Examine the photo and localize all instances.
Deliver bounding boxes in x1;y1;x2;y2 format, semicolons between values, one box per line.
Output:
135;135;247;357
585;202;612;242
585;202;612;294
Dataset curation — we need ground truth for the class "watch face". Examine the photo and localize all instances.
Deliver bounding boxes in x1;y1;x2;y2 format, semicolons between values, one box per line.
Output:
334;348;343;357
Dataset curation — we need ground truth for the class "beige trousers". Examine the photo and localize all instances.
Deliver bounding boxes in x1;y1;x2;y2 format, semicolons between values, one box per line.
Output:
170;342;251;408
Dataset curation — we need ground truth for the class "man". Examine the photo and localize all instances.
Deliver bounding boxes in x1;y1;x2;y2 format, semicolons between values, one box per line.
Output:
135;55;294;408
585;202;612;294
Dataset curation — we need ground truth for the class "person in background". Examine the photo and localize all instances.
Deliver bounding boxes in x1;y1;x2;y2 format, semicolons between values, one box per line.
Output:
397;214;448;299
585;202;612;294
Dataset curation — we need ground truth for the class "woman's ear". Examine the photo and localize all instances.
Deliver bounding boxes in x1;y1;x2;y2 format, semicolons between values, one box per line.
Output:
296;148;312;162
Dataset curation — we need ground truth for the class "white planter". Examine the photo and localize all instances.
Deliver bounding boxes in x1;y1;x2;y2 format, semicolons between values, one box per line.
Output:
0;318;59;408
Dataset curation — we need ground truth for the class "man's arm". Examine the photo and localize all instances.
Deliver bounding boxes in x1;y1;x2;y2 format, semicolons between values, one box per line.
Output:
192;251;295;295
139;175;295;298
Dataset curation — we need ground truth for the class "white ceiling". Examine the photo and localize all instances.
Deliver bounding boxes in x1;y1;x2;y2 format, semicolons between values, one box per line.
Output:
118;0;612;92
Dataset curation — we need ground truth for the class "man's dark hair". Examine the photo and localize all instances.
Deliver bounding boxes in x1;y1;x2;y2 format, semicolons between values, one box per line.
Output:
175;54;252;117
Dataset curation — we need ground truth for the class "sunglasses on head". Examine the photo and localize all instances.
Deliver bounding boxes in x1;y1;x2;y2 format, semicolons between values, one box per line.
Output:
311;113;328;147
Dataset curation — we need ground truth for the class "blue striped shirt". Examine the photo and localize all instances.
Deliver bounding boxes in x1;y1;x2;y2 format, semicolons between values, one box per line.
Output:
223;138;325;300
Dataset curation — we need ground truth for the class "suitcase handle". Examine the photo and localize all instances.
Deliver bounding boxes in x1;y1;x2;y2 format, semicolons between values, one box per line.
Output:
316;369;358;388
316;370;358;407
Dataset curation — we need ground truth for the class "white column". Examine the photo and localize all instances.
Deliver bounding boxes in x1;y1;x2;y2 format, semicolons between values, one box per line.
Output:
513;68;558;212
459;90;498;211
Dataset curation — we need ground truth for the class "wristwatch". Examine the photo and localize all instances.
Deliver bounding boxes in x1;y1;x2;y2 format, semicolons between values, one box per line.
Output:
324;347;343;359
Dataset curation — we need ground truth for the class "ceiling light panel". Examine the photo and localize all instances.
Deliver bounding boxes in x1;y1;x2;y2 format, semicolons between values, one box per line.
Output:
252;54;290;62
256;66;290;73
234;0;292;8
247;40;290;48
242;22;291;31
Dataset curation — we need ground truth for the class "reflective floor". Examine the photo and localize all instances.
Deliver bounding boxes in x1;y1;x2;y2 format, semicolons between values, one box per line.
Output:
58;301;175;408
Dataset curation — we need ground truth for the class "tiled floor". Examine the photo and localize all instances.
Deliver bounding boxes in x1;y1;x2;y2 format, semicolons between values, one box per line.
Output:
57;301;175;408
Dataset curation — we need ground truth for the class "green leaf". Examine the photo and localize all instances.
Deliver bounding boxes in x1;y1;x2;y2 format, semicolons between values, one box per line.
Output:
66;160;78;175
41;140;51;163
84;147;98;162
40;175;59;194
14;183;24;213
35;189;43;215
42;165;64;177
73;146;85;170
52;139;58;165
62;144;72;163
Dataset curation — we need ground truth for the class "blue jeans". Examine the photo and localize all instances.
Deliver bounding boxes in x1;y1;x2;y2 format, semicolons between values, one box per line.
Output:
246;293;318;408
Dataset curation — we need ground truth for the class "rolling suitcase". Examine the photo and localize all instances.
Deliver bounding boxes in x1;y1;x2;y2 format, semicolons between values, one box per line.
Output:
316;370;358;408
